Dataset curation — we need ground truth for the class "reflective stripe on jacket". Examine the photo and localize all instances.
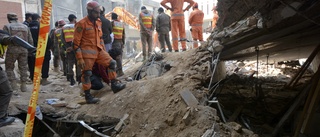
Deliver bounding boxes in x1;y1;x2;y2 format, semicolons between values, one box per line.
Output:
73;16;104;59
62;24;75;43
112;20;124;40
55;28;64;47
140;12;153;29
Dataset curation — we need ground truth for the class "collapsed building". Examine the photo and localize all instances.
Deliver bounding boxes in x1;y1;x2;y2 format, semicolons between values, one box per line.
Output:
1;0;320;137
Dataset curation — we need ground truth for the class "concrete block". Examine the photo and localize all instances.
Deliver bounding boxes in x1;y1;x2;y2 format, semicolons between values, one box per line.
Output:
179;89;199;107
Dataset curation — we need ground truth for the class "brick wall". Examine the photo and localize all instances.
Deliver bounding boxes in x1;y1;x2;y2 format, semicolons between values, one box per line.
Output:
0;1;23;29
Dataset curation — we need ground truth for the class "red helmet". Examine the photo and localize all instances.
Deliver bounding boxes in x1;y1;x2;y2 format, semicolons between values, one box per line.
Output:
58;19;66;26
86;1;101;12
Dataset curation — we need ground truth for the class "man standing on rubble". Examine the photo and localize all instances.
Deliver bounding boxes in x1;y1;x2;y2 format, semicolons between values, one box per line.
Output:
29;13;52;85
73;1;125;104
156;7;172;52
0;30;15;127
161;0;195;52
50;21;60;73
3;13;33;92
111;12;125;76
100;6;113;52
139;6;155;60
61;14;81;86
55;20;67;77
189;2;204;48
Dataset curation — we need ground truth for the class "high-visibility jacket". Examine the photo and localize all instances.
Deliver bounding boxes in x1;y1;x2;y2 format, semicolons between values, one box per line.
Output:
73;16;104;59
62;24;75;43
160;0;195;19
140;12;153;29
112;20;124;40
55;28;64;47
0;44;7;57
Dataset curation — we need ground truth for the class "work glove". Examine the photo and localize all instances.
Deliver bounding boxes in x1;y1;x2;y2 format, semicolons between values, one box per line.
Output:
77;58;85;70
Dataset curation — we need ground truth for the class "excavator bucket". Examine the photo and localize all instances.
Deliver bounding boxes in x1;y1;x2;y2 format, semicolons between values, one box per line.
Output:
105;7;140;30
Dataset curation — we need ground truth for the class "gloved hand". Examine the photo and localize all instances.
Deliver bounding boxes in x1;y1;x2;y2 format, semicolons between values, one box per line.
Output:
77;58;85;70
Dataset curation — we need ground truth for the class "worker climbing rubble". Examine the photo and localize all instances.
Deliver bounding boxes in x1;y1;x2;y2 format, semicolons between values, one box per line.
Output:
161;0;195;52
73;1;125;104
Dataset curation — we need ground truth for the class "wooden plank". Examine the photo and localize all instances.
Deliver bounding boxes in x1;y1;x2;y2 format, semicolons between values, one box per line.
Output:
271;85;311;136
114;114;129;132
179;89;199;107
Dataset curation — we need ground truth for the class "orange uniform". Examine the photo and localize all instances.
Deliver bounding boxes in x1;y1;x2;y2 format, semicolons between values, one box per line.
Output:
161;0;195;51
212;10;219;29
73;16;116;90
189;8;204;48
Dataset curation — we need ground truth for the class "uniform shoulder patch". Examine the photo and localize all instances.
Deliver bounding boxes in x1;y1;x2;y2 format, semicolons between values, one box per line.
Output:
76;27;83;32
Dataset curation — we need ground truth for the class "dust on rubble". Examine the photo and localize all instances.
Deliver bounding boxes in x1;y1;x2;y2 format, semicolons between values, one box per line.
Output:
7;48;258;137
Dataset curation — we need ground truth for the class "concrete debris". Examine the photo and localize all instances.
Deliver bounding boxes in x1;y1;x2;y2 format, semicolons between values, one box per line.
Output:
0;118;24;137
179;89;199;107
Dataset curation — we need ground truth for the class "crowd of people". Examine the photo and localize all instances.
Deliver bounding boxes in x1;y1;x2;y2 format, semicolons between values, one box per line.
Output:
0;0;208;128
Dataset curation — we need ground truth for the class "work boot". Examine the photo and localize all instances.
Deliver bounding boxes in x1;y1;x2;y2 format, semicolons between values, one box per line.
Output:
0;116;15;128
20;82;27;92
70;78;76;86
10;80;18;91
182;49;187;51
84;90;100;104
41;78;52;86
175;50;179;52
53;67;60;73
111;80;126;93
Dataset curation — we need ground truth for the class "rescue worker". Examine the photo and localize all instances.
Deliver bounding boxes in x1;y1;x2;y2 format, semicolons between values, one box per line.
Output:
100;6;113;52
160;0;195;52
0;30;16;127
55;20;67;77
111;12;125;76
61;14;81;86
3;13;33;92
156;7;172;52
50;21;60;73
212;6;219;29
188;2;204;48
29;13;52;85
73;1;126;104
23;13;32;27
139;6;155;60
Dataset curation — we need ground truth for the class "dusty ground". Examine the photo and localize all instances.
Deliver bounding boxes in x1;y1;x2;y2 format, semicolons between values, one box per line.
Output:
6;47;259;137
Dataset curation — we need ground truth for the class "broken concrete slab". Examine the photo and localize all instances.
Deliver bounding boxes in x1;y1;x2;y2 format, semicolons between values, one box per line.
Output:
0;118;24;137
179;89;199;107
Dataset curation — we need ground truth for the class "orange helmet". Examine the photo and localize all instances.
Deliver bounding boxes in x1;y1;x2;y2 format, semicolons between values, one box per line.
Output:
58;19;66;26
86;1;101;12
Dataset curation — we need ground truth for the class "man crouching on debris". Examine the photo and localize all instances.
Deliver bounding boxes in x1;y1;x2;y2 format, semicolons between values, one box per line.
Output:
73;1;126;104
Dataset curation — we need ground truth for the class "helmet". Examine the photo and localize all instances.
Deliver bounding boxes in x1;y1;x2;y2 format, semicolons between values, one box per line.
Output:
193;2;198;8
7;13;18;21
58;19;66;26
86;1;101;12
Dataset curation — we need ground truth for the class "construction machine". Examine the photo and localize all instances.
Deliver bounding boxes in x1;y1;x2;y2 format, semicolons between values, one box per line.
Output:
105;7;140;30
